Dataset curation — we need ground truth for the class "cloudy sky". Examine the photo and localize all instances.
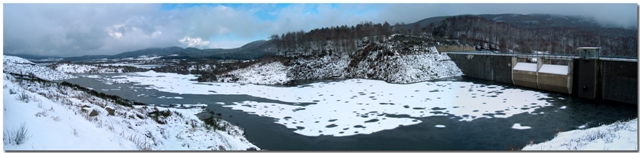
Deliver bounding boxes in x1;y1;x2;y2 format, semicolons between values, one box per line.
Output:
3;3;637;57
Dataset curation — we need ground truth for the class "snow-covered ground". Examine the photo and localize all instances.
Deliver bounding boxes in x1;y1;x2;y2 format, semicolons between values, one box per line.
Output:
3;56;258;150
523;118;637;150
216;62;292;85
187;64;215;72
105;71;564;137
356;52;462;84
53;63;131;73
99;63;165;69
131;55;162;61
286;54;351;81
116;55;162;61
3;56;77;80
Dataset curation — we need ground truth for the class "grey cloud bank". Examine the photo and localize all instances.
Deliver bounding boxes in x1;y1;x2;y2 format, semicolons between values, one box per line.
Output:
3;3;637;57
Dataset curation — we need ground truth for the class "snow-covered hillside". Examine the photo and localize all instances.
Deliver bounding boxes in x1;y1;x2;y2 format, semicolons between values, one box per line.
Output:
3;56;259;150
343;46;462;84
212;35;463;85
3;56;77;80
51;63;145;74
522;118;637;150
216;62;291;85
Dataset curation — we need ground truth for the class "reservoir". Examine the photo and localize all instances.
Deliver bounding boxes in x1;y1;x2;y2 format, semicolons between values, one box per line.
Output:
64;72;637;150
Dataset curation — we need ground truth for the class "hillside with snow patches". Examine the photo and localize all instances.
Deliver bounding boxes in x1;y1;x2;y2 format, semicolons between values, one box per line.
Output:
51;63;146;74
2;56;259;150
214;34;463;85
3;56;77;80
216;62;292;85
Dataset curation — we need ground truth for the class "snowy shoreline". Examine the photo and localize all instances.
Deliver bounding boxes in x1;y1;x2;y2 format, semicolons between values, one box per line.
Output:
3;56;259;150
522;118;637;150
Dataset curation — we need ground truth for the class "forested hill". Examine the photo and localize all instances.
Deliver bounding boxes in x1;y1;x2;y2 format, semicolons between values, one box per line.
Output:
271;14;637;57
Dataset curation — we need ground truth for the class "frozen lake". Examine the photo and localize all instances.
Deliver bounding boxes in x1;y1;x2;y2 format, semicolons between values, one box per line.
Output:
64;72;637;150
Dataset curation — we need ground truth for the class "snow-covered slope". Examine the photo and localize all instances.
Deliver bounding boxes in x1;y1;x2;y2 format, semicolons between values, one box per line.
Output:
286;54;351;81
52;63;145;74
343;46;462;84
213;34;462;84
3;57;259;150
216;62;291;85
3;74;258;150
522;118;637;150
213;38;463;85
3;55;77;80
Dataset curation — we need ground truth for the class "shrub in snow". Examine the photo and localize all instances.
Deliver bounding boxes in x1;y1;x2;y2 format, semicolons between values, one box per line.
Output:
73;128;79;137
17;92;30;103
148;107;172;124
34;110;47;117
3;122;32;145
129;135;151;150
203;116;227;132
51;116;61;122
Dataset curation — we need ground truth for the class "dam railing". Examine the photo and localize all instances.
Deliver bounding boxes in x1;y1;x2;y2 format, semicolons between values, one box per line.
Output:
445;51;637;62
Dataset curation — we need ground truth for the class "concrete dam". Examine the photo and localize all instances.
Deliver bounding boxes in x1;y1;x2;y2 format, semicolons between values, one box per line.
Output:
446;47;637;104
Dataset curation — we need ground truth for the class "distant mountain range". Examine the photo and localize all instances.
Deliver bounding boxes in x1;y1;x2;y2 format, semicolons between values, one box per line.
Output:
7;39;277;62
6;13;637;61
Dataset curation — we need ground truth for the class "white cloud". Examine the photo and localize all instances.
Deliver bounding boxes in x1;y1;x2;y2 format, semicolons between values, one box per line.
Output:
108;28;124;39
208;40;253;49
151;31;162;38
217;26;230;35
179;36;210;48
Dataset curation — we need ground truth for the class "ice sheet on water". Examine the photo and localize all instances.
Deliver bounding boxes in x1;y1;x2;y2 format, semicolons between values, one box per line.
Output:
158;96;184;99
512;123;532;130
114;71;560;137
